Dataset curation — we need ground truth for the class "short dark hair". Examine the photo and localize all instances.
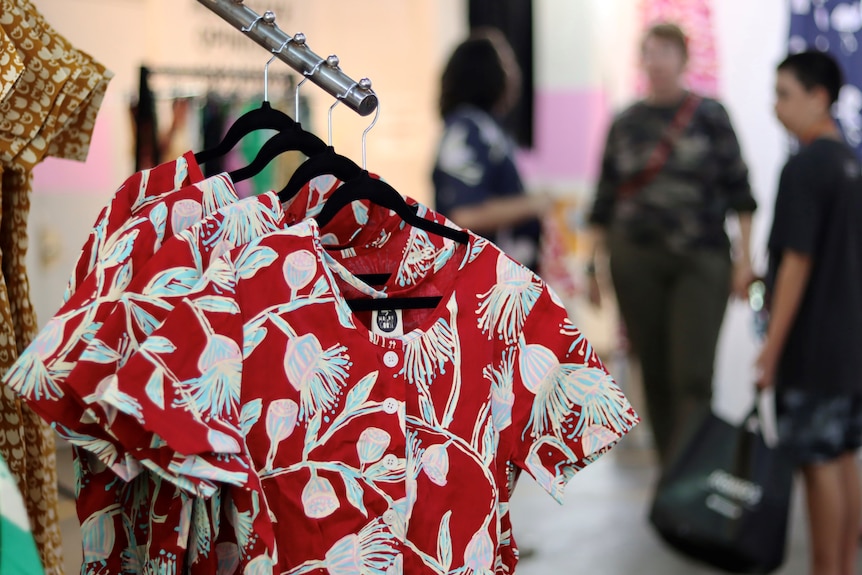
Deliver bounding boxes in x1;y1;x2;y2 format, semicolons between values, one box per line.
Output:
644;23;688;61
778;50;844;105
439;31;507;118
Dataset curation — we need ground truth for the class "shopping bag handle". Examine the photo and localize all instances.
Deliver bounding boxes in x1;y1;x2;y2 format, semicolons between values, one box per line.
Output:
734;391;780;477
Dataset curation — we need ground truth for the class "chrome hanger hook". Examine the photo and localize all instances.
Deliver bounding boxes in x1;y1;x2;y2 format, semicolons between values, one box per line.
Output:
264;38;292;103
243;9;275;33
327;99;341;147
241;14;263;33
327;81;360;148
296;52;324;121
294;77;309;121
361;95;380;170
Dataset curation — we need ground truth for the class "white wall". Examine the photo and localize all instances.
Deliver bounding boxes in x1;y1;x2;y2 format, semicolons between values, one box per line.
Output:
712;0;789;421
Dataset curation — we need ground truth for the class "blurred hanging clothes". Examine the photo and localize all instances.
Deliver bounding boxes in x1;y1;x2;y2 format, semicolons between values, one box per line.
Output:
638;0;720;96
789;0;862;159
0;2;113;574
133;67;160;171
158;96;203;161
201;93;230;177
132;77;303;196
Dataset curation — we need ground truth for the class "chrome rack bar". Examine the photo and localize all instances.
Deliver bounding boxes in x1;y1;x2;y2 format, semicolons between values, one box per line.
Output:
196;0;378;116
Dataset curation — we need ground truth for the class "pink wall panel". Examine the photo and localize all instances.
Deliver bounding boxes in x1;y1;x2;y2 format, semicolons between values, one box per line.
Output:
518;89;610;182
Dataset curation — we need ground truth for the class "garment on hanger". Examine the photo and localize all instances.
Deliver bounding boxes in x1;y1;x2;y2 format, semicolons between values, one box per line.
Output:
0;2;112;572
65;210;464;572
56;192;287;575
86;217;638;574
2;173;240;572
11;171;370;476
72;192;448;446
59;191;418;573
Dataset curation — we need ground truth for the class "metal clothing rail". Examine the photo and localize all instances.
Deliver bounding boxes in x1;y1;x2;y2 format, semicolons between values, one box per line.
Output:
196;0;378;116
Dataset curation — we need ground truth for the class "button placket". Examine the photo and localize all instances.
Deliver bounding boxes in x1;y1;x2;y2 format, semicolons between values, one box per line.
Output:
375;343;409;550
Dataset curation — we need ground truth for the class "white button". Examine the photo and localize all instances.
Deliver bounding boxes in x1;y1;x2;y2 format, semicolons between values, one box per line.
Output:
382;398;398;414
383;351;399;368
382;509;397;524
382;454;399;470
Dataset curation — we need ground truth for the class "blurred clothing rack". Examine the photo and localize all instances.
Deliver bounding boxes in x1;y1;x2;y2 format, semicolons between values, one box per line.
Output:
196;0;378;117
145;65;296;86
133;64;298;171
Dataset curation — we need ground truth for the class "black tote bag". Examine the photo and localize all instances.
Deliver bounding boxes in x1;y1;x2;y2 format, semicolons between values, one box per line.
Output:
649;405;794;573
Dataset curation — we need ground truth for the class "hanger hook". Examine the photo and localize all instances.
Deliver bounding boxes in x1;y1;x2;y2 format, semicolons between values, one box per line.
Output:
241;14;263;33
327;80;361;148
327;99;341;148
295;48;322;121
360;80;377;170
264;38;292;103
244;9;275;32
361;100;380;170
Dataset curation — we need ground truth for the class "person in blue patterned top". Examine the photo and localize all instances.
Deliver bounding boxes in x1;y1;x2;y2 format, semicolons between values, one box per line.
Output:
432;29;549;273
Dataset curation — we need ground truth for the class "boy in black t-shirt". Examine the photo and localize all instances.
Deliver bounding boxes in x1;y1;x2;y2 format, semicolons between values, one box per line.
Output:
758;50;862;575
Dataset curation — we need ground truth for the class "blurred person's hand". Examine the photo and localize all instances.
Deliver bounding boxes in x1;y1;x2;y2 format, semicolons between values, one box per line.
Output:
732;260;756;299
754;342;779;390
529;190;555;218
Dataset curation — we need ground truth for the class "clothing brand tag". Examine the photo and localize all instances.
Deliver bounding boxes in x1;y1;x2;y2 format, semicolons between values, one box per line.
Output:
372;309;404;337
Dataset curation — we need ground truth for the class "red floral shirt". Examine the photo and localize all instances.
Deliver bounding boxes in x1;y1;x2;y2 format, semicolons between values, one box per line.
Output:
58;191;430;574
93;218;638;574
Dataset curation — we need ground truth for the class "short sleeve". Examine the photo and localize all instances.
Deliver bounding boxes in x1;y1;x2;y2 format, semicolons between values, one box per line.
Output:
505;285;639;504
434;116;497;216
2;216;163;441
92;255;249;488
771;158;821;256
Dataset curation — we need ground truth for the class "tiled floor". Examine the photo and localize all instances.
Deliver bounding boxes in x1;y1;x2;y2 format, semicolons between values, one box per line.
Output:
55;435;861;575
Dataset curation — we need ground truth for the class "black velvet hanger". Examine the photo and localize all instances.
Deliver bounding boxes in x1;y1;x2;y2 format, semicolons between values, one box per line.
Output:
315;171;468;312
227;125;328;184
346;297;443;312
315;172;469;245
277;146;363;203
194;101;327;166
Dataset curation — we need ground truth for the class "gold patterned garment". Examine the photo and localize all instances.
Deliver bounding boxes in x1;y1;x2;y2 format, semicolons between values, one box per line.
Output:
0;2;112;574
